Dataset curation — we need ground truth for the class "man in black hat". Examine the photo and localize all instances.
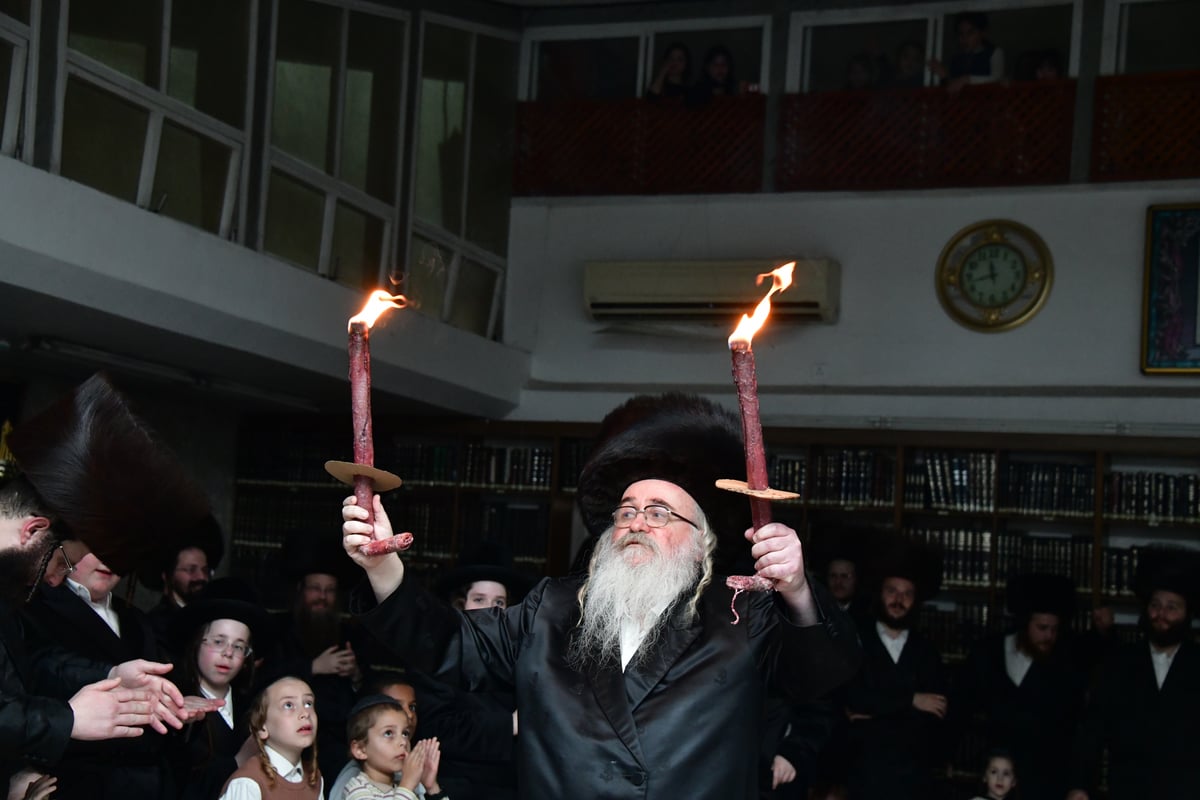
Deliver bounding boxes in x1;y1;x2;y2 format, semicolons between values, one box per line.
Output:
0;375;216;791
950;572;1084;800
1067;548;1200;800
146;520;223;655
842;536;948;800
341;395;860;798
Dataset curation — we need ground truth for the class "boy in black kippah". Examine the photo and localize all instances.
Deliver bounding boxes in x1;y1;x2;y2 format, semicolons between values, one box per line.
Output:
341;694;446;800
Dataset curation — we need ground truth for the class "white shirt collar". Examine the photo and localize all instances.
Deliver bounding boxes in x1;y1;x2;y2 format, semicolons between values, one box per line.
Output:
1149;643;1179;689
66;578;120;636
200;684;234;729
876;621;909;664
1004;632;1034;687
619;599;674;671
264;744;305;784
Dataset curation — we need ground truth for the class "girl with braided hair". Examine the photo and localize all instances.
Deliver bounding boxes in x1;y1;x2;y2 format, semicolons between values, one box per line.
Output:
220;676;322;799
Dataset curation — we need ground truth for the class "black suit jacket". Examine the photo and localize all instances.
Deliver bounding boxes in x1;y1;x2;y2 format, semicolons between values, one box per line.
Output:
359;574;860;799
1070;638;1200;800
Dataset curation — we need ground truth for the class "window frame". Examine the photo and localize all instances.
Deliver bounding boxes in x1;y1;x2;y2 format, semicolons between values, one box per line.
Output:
257;0;410;287
52;0;258;240
787;0;1083;93
1101;0;1186;74
406;12;519;339
518;14;774;101
0;1;37;162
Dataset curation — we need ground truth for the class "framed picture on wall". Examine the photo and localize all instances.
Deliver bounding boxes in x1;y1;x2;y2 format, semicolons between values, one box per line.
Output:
1142;203;1200;373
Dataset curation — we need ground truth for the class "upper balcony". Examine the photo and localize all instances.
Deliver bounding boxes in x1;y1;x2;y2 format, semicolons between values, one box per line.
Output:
514;69;1200;197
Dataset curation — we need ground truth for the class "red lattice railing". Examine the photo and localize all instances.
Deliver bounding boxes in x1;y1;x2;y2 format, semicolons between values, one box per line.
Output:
777;80;1076;191
514;95;766;196
1091;71;1200;183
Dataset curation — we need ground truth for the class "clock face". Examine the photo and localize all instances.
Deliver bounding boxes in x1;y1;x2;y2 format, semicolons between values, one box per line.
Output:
960;244;1027;308
935;220;1053;332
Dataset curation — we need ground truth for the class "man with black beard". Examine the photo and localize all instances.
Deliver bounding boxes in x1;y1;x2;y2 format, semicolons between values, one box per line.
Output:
842;537;947;800
0;375;215;793
145;521;222;656
949;573;1084;800
340;395;860;798
1067;549;1200;800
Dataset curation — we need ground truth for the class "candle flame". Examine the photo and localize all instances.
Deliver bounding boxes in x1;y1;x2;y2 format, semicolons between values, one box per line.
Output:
728;262;795;346
349;290;408;331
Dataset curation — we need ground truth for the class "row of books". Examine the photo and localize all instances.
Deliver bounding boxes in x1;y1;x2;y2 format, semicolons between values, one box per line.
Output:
905;450;996;512
1103;470;1200;523
807;449;895;506
1100;545;1139;598
919;601;992;661
905;526;992;588
237;427;349;483
768;454;807;496
994;532;1093;590
231;486;341;546
998;462;1095;517
382;497;458;559
460;443;554;490
458;501;551;561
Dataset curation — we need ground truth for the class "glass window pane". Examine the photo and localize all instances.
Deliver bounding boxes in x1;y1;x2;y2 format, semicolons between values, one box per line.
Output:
536;38;639;100
272;0;340;172
448;258;497;337
806;20;927;92
651;27;763;94
0;1;30;24
414;24;469;234
60;77;148;202
168;0;250;128
331;201;384;291
0;41;13;135
264;169;324;271
939;7;1073;82
67;0;159;86
341;11;404;201
1124;0;1200;74
152;120;231;234
465;35;516;255
407;234;450;321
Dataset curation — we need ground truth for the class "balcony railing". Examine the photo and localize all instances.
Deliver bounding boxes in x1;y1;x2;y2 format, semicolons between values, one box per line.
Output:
777;79;1075;191
1092;70;1200;183
514;95;766;196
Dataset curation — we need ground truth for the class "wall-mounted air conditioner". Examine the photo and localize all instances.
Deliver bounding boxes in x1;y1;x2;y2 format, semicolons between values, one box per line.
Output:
583;259;840;323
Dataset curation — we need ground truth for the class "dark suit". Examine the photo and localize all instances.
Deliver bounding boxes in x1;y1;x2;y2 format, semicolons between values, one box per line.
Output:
950;634;1084;800
0;598;77;788
1069;638;1200;799
844;622;947;800
169;689;251;800
359;574;860;799
23;582;174;799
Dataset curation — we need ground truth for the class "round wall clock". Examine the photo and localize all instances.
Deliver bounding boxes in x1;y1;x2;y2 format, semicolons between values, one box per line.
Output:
935;219;1053;332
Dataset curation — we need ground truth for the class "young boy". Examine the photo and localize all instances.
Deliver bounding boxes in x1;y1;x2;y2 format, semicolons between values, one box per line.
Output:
342;694;446;800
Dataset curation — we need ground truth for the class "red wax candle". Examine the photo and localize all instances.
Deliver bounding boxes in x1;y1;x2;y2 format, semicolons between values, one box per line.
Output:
348;320;376;524
730;341;772;531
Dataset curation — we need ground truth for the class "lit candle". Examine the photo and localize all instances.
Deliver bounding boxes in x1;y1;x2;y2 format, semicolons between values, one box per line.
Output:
727;262;794;531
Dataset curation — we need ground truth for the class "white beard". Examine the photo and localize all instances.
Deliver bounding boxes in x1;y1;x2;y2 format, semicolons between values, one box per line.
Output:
569;529;702;670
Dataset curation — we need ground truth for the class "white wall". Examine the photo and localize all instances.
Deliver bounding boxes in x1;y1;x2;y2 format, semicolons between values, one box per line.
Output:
505;181;1200;434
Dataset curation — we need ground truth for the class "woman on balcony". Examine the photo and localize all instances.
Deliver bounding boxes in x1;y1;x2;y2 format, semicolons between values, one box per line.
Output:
646;42;691;102
928;12;1005;94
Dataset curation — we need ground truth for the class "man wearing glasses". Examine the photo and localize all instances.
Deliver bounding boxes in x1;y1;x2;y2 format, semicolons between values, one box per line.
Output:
342;394;860;799
146;522;223;656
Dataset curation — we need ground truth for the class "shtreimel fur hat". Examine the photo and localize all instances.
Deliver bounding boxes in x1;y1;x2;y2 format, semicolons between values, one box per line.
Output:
8;373;212;577
576;393;753;574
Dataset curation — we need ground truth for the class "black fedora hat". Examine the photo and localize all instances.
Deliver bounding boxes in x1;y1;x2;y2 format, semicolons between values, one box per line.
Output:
1134;546;1200;616
435;540;533;604
863;534;944;605
1006;572;1077;623
172;576;272;655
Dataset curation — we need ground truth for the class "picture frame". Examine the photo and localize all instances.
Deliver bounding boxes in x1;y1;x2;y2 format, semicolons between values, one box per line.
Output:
1141;203;1200;373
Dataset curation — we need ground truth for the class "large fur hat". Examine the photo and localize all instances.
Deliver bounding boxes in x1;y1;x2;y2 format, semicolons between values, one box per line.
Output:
1006;572;1077;623
1134;546;1200;616
576;393;752;573
862;534;944;605
8;373;212;577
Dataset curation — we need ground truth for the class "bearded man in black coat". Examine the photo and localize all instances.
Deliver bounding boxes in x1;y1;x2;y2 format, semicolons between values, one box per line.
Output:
341;395;861;799
1067;549;1200;800
843;537;948;800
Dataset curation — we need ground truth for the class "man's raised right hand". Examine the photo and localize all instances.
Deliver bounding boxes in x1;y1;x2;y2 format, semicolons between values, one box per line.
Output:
342;494;406;600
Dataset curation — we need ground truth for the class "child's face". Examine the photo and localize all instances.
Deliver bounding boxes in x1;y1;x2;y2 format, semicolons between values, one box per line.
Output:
383;683;418;733
197;618;251;692
985;757;1016;799
257;678;317;758
352;708;411;783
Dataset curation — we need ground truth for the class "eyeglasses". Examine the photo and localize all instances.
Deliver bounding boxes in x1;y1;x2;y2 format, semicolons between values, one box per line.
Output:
176;564;213;577
612;505;698;529
58;544;77;577
201;636;253;659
